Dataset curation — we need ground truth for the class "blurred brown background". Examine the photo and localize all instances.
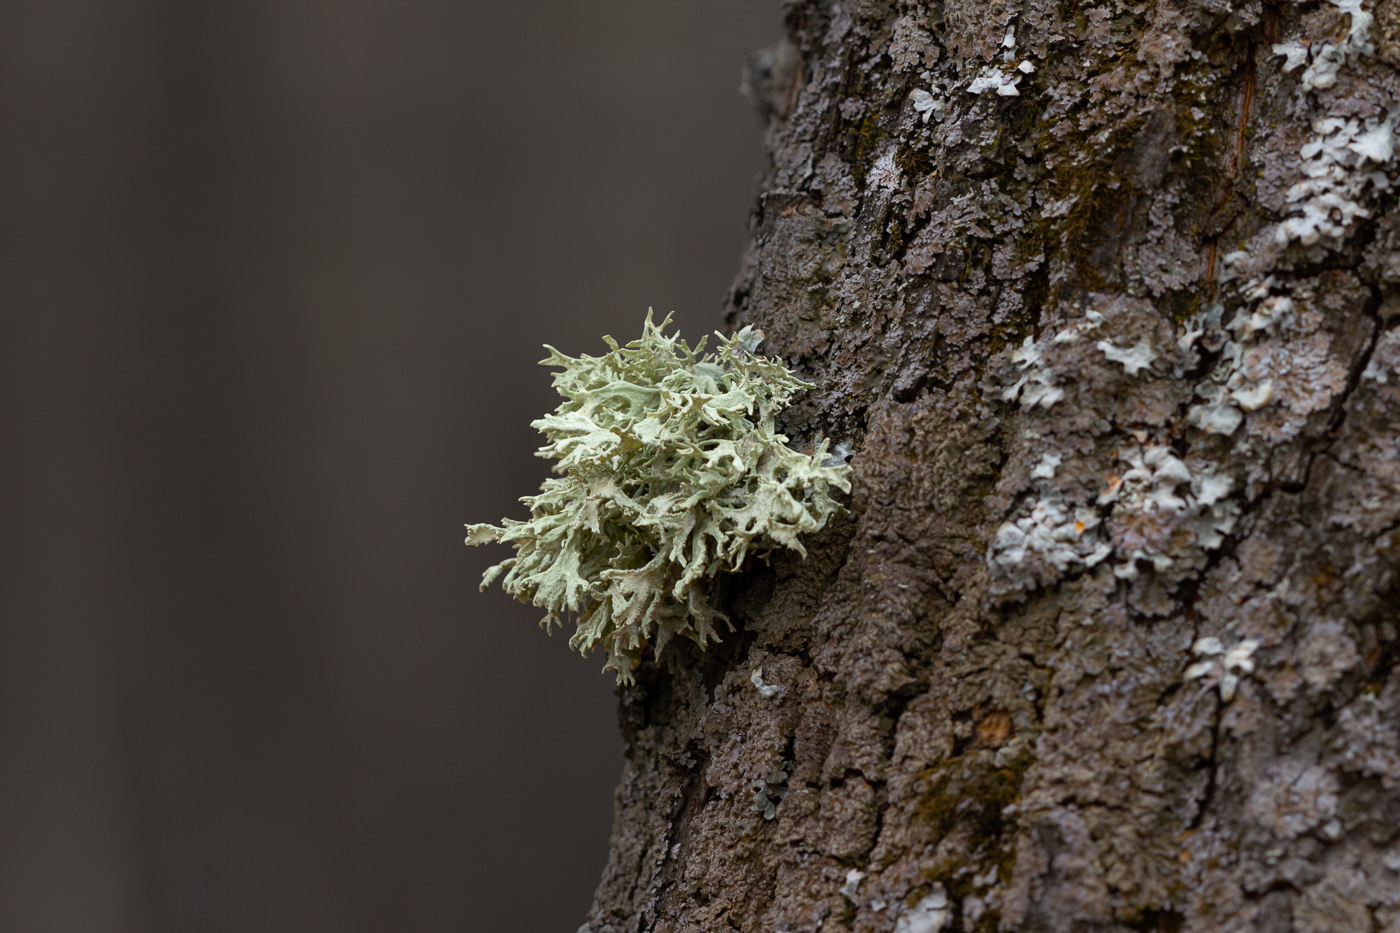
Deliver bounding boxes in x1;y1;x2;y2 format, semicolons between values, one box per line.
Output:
0;2;781;930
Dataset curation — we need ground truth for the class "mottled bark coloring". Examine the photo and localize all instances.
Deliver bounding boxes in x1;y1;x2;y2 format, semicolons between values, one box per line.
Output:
585;0;1400;930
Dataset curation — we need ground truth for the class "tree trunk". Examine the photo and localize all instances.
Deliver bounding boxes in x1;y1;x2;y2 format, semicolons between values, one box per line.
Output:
585;0;1400;930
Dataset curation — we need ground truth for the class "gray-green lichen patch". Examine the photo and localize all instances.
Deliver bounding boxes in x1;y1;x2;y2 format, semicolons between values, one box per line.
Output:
466;312;852;684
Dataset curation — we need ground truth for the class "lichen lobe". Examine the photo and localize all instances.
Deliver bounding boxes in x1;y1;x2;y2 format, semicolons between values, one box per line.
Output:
468;312;851;683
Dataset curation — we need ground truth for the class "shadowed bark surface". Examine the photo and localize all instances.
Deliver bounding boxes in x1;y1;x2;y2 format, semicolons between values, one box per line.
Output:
585;0;1400;931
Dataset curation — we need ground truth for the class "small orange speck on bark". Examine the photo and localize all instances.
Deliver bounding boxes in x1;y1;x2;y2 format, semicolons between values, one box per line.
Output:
975;711;1013;747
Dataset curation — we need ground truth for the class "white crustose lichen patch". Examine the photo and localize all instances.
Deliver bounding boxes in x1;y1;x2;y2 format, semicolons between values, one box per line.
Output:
893;885;951;933
1192;2;1396;438
867;148;904;192
988;446;1111;592
1002;335;1066;409
988;491;1110;586
1261;0;1394;250
1186;636;1260;702
966;22;1036;95
1101;445;1238;578
839;869;865;902
1096;337;1158;376
910;87;947;124
1184;301;1260;437
1184;277;1329;436
1274;115;1396;248
750;667;786;699
967;65;1029;97
1293;0;1374;91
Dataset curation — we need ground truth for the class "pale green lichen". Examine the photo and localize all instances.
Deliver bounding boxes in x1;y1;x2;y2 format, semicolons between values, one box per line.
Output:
466;311;851;684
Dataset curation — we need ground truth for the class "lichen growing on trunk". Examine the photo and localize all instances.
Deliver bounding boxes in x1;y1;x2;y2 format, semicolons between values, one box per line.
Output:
467;312;850;683
582;1;1400;931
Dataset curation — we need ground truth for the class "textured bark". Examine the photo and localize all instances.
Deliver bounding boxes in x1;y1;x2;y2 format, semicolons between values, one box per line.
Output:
586;1;1400;931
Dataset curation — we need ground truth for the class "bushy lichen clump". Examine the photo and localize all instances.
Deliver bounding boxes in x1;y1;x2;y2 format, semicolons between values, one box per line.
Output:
466;312;851;683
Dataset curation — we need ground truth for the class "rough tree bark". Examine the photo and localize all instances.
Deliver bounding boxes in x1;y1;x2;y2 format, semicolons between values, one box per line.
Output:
585;0;1400;930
